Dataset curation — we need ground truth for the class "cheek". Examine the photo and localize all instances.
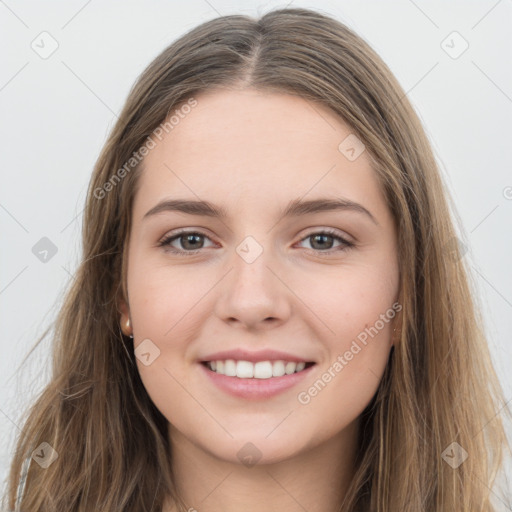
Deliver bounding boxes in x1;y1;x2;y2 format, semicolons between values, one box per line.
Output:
300;258;398;340
128;258;203;339
295;262;397;404
296;312;393;436
126;256;217;399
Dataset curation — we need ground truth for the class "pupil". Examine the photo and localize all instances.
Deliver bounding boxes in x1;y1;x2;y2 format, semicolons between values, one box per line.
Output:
183;234;202;250
312;234;332;250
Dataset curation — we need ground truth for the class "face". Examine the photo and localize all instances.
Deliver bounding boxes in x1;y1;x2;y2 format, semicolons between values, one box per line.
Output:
119;88;400;465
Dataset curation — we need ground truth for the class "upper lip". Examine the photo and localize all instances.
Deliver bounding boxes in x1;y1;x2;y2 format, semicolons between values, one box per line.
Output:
199;348;315;364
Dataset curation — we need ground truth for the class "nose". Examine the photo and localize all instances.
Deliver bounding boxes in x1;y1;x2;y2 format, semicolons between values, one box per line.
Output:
213;242;292;330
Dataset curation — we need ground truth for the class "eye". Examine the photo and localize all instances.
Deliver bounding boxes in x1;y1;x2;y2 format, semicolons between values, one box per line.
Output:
295;229;354;255
157;228;354;256
158;230;216;254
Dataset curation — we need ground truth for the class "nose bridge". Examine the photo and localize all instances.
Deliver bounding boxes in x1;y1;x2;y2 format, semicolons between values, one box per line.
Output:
213;232;291;326
230;232;277;294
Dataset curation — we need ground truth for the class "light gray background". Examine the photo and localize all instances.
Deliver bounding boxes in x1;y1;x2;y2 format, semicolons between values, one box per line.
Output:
1;0;511;507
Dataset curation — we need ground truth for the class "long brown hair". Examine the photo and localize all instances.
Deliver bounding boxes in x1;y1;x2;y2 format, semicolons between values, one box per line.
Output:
3;7;510;511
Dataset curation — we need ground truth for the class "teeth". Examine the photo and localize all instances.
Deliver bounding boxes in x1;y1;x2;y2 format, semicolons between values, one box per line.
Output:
206;359;308;379
285;361;298;374
224;359;236;377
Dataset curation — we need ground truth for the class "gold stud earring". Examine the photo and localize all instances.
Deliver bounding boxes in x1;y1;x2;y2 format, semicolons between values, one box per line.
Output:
123;318;133;338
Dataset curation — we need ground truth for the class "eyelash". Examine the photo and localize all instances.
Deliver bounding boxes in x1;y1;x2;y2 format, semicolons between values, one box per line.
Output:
157;228;355;257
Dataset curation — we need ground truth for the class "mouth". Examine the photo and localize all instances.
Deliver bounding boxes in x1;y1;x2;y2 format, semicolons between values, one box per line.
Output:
200;360;316;379
199;358;317;400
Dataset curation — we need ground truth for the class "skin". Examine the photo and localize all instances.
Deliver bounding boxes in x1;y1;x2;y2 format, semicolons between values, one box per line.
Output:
119;88;400;512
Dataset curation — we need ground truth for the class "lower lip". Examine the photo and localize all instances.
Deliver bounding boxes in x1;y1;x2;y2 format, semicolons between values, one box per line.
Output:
199;362;316;400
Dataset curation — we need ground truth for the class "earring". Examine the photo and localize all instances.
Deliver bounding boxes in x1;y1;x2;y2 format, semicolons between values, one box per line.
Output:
123;317;134;338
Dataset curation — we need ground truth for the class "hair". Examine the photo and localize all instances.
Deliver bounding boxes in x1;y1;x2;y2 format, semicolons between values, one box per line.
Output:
2;6;510;512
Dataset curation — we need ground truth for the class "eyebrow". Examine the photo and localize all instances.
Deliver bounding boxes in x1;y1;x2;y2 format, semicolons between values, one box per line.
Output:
143;197;378;225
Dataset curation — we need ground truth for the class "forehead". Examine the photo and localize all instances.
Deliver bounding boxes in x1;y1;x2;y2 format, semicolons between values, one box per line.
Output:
133;88;387;223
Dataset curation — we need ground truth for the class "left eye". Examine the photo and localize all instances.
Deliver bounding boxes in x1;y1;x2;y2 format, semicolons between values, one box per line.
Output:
158;229;354;255
296;231;353;252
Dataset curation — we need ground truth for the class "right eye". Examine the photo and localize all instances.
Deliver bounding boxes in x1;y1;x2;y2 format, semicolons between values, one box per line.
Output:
158;230;216;254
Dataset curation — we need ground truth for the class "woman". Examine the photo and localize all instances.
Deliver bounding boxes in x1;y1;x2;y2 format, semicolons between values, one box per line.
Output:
3;7;510;511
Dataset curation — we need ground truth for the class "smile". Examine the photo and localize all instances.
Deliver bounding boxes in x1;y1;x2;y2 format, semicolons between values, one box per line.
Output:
202;359;315;379
200;360;317;400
